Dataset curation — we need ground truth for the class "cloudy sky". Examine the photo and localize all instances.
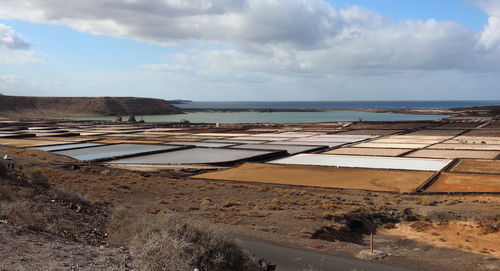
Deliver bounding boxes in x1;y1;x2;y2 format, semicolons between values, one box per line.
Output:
0;0;499;101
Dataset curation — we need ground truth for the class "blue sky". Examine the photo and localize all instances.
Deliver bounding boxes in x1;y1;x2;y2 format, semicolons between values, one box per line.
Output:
0;0;499;101
328;0;487;30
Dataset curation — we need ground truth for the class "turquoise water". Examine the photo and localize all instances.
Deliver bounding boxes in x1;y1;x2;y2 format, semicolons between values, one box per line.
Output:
59;111;449;124
177;100;500;110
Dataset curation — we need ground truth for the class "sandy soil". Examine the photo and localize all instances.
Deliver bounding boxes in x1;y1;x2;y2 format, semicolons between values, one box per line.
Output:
405;129;465;136
0;226;135;271
435;122;484;128
2;118;500;270
195;163;435;193
452;160;500;174
430;143;500;151
445;136;500;145
406;149;500;159
35;136;102;142
381;221;500;258
1;143;500;270
336;129;402;135
426;172;500;193
353;142;430;149
485;121;500;128
348;122;434;130
464;129;500;137
0;139;80;148
370;138;443;144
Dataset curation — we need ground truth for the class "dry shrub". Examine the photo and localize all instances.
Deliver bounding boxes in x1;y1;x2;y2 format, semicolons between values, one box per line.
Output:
480;221;500;234
0;185;12;201
0;201;46;231
109;211;260;271
0;161;7;177
23;168;50;188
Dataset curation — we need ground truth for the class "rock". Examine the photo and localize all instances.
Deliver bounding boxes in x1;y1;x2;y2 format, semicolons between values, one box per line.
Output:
355;250;389;261
308;243;324;249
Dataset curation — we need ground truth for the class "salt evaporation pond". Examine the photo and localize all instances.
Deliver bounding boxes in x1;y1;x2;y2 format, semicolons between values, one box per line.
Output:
269;154;452;171
54;143;180;161
109;147;275;164
34;143;103;152
229;144;324;155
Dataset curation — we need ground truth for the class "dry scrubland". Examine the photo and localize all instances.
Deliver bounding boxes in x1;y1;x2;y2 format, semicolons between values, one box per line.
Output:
0;117;499;271
0;144;498;270
0;162;264;270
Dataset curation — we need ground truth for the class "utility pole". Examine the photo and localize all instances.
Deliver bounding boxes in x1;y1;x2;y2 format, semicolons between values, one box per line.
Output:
370;233;374;253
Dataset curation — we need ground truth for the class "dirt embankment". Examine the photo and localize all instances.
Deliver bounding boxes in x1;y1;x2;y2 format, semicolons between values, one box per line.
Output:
450;105;500;117
0;95;183;118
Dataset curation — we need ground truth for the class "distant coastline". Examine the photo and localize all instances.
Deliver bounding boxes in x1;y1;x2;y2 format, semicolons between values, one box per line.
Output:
181;107;455;116
178;100;500;117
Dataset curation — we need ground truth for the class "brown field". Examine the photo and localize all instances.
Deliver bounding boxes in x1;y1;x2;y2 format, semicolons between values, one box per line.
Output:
429;143;500;151
352;142;429;149
382;221;500;258
383;122;435;129
370;138;443;144
435;122;484;129
78;132;113;136
391;135;451;140
404;129;465;136
406;149;500;159
463;129;500;137
335;129;402;135
323;147;410;157
444;136;500;145
194;163;435;193
426;173;500;193
346;122;433;130
35;136;99;142
0;139;74;147
2;118;500;270
484;120;500;128
451;160;500;174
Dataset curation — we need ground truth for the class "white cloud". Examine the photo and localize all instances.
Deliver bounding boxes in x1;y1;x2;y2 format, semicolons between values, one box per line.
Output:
478;0;500;50
0;24;39;64
0;24;30;49
0;0;499;100
0;48;40;64
1;0;499;73
0;74;23;85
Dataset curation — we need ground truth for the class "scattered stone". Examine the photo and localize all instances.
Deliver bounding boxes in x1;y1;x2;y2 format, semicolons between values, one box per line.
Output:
308;243;324;249
356;250;389;261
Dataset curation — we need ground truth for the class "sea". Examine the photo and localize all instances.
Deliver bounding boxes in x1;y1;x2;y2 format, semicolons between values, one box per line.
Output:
63;100;499;124
176;100;500;110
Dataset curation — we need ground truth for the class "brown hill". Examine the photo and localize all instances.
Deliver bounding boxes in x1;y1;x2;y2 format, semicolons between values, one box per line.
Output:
0;95;183;118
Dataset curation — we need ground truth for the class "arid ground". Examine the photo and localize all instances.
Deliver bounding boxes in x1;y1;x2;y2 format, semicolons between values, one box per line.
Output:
1;117;499;270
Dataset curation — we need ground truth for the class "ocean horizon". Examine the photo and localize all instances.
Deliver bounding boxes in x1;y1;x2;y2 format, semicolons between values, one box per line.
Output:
176;100;500;110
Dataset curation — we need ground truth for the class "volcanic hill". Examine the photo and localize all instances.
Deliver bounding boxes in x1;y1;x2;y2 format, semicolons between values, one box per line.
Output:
0;95;183;118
